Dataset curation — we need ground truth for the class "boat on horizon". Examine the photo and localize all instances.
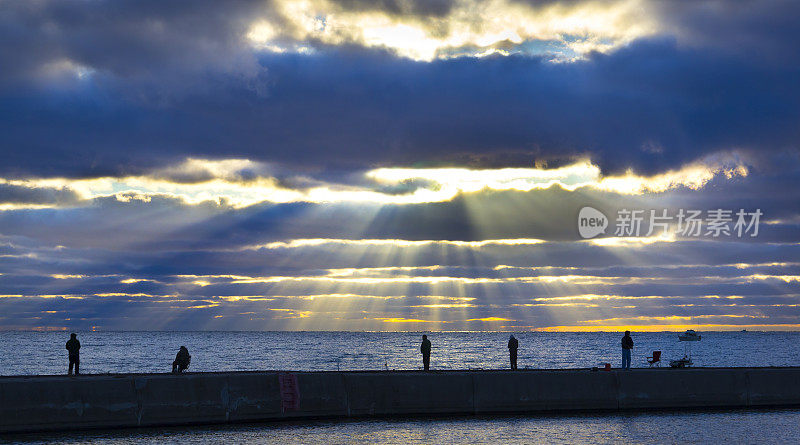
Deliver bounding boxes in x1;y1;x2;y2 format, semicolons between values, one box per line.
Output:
678;329;701;341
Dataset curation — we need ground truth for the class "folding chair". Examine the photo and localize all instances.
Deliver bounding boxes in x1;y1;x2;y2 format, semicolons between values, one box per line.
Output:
647;350;661;367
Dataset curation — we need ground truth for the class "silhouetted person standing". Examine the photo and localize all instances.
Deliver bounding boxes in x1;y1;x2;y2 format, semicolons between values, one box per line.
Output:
172;346;191;373
621;330;634;370
66;333;80;375
508;334;519;370
420;335;431;371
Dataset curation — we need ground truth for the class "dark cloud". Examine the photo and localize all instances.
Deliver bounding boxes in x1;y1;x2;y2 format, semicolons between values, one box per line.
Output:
329;0;455;17
1;0;800;329
0;183;82;206
655;0;800;64
3;40;799;176
0;0;268;85
0;2;798;177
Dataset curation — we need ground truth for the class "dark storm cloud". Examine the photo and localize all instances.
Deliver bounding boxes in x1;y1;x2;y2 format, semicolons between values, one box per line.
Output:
0;1;799;177
4;40;798;177
0;183;82;206
0;0;268;84
329;0;455;17
653;0;800;64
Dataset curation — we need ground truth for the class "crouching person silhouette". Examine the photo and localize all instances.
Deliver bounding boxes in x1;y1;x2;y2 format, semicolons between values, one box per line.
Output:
172;346;191;373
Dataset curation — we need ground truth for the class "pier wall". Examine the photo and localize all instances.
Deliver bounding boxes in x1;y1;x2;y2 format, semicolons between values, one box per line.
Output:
2;368;800;433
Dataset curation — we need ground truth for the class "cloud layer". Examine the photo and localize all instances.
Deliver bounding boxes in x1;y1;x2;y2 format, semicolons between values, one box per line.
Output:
0;0;798;330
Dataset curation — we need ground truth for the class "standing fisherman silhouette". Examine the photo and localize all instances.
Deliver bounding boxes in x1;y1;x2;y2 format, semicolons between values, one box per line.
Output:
66;333;80;375
420;335;432;371
508;334;519;370
621;330;634;370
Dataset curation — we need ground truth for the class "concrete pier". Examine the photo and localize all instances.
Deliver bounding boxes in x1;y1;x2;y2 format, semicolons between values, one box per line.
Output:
2;367;800;433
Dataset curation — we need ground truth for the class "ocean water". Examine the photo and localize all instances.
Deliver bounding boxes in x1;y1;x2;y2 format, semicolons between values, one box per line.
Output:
6;409;800;444
0;330;796;376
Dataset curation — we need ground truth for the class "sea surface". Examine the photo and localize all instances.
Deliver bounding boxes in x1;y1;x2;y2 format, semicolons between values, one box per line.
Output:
0;330;795;376
5;409;800;444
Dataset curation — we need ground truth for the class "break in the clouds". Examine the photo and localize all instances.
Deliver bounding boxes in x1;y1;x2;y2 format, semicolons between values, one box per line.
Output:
0;0;798;330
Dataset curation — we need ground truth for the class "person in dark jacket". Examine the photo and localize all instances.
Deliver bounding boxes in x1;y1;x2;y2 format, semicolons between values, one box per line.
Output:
420;335;432;371
66;333;80;375
172;346;191;373
508;335;519;370
621;331;634;370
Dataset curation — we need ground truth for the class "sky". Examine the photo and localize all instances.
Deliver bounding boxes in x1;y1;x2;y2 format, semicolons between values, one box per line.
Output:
0;0;798;331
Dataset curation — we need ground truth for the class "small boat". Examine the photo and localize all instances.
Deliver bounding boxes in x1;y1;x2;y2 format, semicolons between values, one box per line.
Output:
678;329;701;341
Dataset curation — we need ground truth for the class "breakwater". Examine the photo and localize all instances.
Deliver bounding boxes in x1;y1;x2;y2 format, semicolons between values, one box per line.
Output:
2;368;800;433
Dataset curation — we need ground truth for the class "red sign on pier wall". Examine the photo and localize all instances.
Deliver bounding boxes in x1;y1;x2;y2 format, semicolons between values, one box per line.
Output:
278;372;300;411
